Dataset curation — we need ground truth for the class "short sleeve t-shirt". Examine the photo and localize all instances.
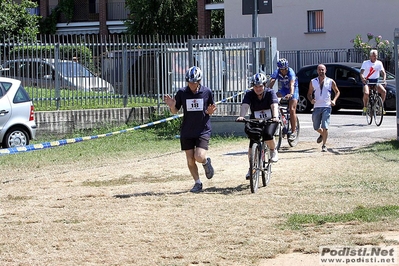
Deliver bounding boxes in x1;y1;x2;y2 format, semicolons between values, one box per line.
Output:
361;60;384;80
242;88;279;120
174;85;214;139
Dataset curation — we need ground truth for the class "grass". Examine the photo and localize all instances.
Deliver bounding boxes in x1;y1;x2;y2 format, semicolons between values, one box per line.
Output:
285;205;399;230
0;120;242;168
28;87;157;111
360;139;399;162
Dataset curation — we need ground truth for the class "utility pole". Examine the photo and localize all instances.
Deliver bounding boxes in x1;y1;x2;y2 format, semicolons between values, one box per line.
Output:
252;0;258;37
394;28;399;140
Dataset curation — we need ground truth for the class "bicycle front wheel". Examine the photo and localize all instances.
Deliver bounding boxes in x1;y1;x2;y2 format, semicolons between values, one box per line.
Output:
249;142;261;193
261;145;272;187
274;121;283;151
366;100;373;125
288;116;300;147
374;96;384;126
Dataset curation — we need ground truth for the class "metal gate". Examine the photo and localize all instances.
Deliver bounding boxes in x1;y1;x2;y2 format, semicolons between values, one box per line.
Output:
185;37;278;103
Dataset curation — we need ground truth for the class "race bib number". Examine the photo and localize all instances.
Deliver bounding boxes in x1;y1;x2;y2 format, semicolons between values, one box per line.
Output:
186;98;204;112
254;109;272;119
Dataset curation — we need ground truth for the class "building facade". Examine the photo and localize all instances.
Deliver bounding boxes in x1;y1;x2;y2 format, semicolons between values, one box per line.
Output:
29;0;131;35
23;0;399;53
225;0;399;51
28;0;222;36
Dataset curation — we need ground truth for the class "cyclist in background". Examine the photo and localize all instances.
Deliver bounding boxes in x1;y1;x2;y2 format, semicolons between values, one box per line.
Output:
236;73;279;180
360;49;386;114
268;58;299;141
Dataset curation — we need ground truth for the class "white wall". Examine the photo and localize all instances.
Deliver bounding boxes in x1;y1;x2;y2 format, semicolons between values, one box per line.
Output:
225;0;399;51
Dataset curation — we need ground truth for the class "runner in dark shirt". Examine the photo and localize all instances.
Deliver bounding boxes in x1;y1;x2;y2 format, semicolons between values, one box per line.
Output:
164;66;217;193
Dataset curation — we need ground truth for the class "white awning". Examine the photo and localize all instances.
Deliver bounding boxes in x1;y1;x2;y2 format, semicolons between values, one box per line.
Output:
56;22;100;35
106;21;127;34
55;21;127;35
205;3;224;10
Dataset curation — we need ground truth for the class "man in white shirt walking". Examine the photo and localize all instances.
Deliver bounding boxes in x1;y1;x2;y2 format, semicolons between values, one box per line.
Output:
307;64;340;152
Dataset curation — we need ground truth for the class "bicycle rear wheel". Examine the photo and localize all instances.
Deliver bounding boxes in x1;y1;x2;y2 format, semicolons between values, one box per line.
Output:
288;116;300;147
366;100;373;125
261;145;272;187
374;95;384;126
274;121;283;151
249;142;261;193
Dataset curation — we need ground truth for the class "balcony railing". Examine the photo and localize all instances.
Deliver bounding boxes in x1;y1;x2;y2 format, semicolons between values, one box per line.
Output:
48;2;129;22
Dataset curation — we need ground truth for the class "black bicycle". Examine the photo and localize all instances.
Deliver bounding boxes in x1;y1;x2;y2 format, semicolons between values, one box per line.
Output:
239;118;276;193
365;82;385;126
275;98;300;151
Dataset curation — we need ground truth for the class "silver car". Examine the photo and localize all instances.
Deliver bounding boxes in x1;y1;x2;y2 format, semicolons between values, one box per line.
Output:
3;58;115;93
0;77;37;148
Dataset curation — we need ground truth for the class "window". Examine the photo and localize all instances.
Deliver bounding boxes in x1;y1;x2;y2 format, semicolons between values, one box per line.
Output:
13;86;31;104
307;10;324;33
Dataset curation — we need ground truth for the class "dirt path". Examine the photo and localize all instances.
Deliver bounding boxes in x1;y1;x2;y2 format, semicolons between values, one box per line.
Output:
1;139;398;265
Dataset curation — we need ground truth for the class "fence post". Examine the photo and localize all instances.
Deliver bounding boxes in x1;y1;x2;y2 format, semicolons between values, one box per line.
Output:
156;49;161;115
296;50;301;72
188;39;194;67
122;44;128;107
394;28;399;141
347;49;351;62
54;44;60;110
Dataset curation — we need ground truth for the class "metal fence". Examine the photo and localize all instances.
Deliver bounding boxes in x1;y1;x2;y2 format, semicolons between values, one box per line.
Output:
0;34;394;111
280;48;395;74
0;35;277;111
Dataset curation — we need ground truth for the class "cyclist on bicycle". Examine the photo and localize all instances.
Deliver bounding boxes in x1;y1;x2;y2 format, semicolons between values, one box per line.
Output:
360;49;386;114
268;58;299;141
236;73;279;179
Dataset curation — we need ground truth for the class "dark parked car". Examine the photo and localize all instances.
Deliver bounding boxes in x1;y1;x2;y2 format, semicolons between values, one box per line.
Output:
296;62;396;113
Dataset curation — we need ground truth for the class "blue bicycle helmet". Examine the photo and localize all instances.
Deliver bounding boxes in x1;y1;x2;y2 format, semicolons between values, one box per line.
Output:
277;58;289;69
185;66;202;83
250;73;268;87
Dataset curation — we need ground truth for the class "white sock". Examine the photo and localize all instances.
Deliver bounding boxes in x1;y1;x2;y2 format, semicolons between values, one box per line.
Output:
195;179;202;184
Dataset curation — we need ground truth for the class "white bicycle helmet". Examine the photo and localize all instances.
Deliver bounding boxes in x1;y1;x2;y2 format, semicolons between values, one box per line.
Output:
185;66;202;83
277;58;289;69
250;73;268;87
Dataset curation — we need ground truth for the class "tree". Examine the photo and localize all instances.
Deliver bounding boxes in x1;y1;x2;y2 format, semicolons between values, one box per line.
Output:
0;0;40;38
351;33;394;60
211;10;224;36
125;0;198;35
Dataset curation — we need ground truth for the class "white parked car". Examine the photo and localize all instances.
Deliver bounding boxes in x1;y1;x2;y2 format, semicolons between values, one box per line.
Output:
2;58;115;93
0;77;37;148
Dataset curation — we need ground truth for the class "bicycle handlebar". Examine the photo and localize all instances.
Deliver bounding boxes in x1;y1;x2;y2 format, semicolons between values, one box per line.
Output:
236;118;277;125
365;81;387;85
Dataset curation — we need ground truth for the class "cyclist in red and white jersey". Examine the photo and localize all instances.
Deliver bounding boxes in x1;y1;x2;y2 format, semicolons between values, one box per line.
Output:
360;49;386;114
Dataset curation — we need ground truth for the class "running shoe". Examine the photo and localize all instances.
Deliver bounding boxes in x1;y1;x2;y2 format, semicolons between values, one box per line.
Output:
288;132;296;141
203;157;214;179
190;182;203;193
317;135;323;144
322;145;327;152
271;149;279;162
246;168;251;180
